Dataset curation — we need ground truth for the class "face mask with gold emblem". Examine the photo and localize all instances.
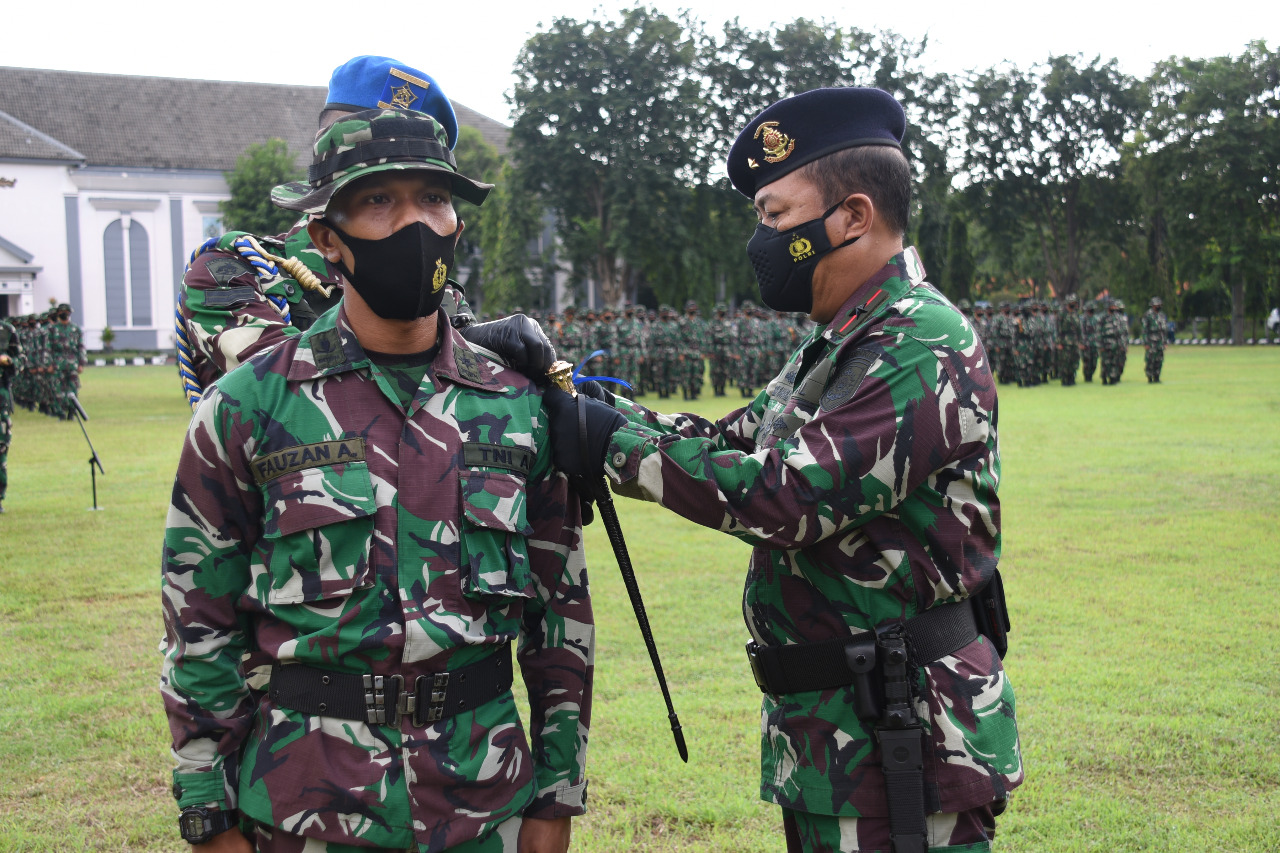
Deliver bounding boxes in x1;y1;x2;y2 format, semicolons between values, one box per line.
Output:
745;201;857;314
325;219;458;321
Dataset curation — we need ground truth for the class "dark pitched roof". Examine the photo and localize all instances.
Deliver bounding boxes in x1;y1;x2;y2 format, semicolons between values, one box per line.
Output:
0;108;84;162
0;66;509;172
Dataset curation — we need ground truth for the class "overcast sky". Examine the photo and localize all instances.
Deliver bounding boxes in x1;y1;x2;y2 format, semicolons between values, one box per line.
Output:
5;0;1275;124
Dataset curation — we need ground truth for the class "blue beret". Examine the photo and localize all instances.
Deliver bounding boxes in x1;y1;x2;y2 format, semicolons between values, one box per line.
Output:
323;55;460;149
727;87;905;198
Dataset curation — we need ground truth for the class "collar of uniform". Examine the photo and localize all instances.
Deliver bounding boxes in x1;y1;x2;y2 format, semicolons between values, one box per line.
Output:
433;321;504;391
821;246;927;345
289;305;365;380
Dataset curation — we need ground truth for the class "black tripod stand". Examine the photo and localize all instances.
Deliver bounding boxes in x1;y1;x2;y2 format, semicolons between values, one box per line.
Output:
68;394;105;511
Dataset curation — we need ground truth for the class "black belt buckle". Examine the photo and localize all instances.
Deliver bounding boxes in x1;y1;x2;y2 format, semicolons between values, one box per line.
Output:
745;642;769;693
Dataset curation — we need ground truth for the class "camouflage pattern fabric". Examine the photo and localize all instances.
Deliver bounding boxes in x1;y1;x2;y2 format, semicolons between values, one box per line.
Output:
46;319;86;419
557;316;588;373
1099;311;1129;384
989;309;1015;384
0;319;23;505
1055;306;1082;386
1013;309;1037;387
650;312;680;398
160;305;594;851
678;311;708;400
1080;310;1100;382
1141;309;1168;382
614;312;647;394
783;804;996;853
708;313;734;396
601;249;1022;819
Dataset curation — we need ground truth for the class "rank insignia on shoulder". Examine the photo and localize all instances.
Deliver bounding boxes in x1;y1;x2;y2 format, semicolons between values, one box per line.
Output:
378;67;432;112
205;257;256;286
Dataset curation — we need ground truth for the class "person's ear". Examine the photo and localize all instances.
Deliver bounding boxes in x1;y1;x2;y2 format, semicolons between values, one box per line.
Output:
833;193;874;242
307;218;344;264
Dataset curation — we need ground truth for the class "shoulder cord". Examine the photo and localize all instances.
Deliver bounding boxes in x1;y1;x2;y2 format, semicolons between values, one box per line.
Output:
174;235;335;411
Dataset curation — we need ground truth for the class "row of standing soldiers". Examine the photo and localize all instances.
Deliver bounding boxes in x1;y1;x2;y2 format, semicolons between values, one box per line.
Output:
967;295;1168;386
528;301;810;399
6;304;87;418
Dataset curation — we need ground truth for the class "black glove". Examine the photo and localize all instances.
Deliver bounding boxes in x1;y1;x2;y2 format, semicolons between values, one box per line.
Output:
575;379;617;406
459;314;556;380
543;387;626;480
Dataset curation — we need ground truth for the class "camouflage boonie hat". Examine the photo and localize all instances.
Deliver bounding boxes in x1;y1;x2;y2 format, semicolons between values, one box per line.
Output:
1150;296;1163;307
271;108;492;215
1111;299;1125;310
714;302;727;313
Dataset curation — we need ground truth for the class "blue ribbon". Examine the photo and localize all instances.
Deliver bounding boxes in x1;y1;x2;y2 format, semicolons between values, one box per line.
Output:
573;349;633;391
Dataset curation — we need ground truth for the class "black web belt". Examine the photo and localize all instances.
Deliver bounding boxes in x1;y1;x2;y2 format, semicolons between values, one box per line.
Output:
269;645;513;727
746;599;978;695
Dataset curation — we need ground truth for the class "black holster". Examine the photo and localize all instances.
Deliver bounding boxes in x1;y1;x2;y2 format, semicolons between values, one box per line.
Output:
971;569;1011;659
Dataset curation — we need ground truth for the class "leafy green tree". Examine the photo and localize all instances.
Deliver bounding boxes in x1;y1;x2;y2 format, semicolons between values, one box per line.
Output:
510;6;705;307
1140;41;1280;343
942;214;976;302
220;138;304;235
451;126;505;308
960;55;1141;297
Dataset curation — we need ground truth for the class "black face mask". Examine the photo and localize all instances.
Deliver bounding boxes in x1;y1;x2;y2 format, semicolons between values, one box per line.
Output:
325;219;459;321
745;201;858;313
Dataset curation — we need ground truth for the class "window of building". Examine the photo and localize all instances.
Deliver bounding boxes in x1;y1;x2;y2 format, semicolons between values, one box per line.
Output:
103;217;152;328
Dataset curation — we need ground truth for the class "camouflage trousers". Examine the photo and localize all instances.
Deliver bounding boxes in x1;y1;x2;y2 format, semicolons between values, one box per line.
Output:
0;385;10;502
1057;346;1080;386
1144;345;1165;381
1100;345;1127;384
683;354;704;398
709;351;730;394
251;814;522;852
1081;346;1098;381
1013;342;1037;386
782;805;996;853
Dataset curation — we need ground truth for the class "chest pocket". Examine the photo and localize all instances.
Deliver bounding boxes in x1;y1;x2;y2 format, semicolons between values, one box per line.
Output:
459;470;535;601
259;460;376;605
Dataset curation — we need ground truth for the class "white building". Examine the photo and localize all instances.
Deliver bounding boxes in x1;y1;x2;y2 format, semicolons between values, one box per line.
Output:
0;66;510;349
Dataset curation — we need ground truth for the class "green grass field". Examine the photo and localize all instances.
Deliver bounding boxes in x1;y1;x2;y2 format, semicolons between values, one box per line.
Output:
1;346;1277;852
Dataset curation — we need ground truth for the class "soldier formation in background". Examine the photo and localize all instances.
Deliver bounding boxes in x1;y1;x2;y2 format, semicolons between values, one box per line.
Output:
8;304;87;419
0;314;21;513
537;302;809;400
960;295;1154;387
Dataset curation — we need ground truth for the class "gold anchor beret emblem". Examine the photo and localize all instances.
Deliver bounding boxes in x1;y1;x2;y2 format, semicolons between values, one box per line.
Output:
754;121;796;164
432;258;448;292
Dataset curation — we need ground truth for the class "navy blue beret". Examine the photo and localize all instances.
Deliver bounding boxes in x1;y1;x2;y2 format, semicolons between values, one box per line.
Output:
323;55;460;150
727;87;905;198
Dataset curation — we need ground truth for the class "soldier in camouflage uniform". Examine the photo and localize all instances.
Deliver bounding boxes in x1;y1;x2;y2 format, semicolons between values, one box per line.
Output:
989;302;1015;383
47;304;87;419
1055;295;1083;386
1099;299;1129;385
707;304;733;396
547;87;1021;853
1034;301;1055;384
176;57;551;411
1080;301;1101;382
556;306;588;373
735;301;764;396
613;304;645;394
1013;302;1037;387
1141;296;1169;383
678;300;707;400
161;66;592;853
0;315;23;513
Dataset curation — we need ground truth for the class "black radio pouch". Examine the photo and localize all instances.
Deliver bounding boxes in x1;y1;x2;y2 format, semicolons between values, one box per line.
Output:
970;569;1011;659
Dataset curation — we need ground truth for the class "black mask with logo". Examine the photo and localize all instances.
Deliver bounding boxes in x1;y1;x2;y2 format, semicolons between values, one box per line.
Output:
324;219;459;321
745;201;858;314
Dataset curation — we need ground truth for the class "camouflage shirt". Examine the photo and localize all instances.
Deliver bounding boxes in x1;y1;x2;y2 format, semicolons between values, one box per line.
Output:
161;304;594;851
602;249;1022;818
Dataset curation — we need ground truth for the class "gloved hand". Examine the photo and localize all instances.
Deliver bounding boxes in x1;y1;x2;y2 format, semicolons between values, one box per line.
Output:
543;387;626;480
575;379;617;407
459;314;556;380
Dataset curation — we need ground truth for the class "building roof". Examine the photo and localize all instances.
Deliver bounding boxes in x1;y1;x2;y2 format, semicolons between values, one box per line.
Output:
0;108;84;162
0;66;509;172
